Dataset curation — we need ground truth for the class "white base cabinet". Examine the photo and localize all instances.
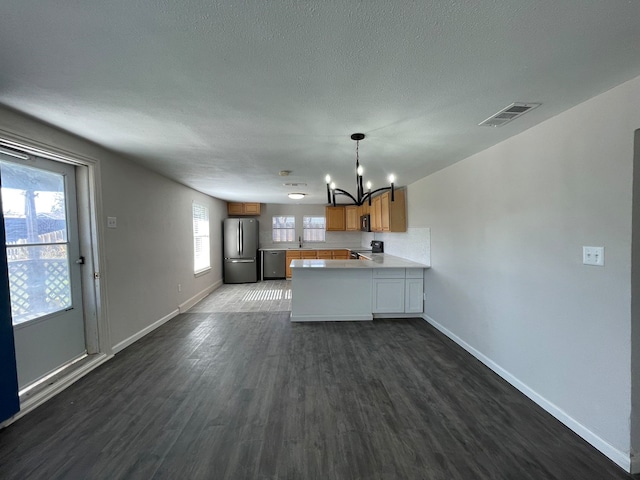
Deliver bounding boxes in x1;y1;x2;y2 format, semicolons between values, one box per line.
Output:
372;278;405;313
372;268;424;315
405;278;424;313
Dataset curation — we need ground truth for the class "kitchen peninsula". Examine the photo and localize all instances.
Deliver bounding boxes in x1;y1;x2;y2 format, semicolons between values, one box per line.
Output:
290;254;428;322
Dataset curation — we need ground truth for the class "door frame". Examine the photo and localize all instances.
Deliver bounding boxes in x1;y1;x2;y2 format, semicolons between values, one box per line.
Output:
0;130;112;422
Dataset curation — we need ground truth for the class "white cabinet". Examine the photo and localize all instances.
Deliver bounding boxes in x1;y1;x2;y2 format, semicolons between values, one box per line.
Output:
372;268;424;314
372;278;405;313
405;278;424;313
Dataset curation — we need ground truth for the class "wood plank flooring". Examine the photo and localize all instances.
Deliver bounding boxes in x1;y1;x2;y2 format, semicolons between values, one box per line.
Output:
0;287;634;479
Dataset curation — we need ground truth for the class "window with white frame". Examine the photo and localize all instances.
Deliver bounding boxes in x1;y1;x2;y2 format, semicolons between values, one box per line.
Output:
272;216;295;242
303;215;326;242
193;203;210;273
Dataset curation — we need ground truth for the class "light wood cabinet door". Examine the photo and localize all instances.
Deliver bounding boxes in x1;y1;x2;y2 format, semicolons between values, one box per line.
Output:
227;202;244;215
381;192;390;231
243;203;261;215
301;250;318;259
325;206;346;231
332;250;350;259
371;196;382;232
345;205;359;231
285;250;302;278
317;250;333;259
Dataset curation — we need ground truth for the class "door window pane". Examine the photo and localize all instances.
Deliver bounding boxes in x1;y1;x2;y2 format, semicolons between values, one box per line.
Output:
1;161;71;325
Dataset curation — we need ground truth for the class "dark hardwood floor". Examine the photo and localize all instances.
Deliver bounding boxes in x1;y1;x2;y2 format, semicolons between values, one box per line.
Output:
0;309;634;479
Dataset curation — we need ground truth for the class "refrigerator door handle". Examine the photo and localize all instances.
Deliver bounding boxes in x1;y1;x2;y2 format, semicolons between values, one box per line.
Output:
229;259;254;263
239;221;243;255
237;221;241;255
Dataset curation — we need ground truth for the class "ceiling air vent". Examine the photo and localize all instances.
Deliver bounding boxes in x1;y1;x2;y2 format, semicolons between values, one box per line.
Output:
478;102;541;127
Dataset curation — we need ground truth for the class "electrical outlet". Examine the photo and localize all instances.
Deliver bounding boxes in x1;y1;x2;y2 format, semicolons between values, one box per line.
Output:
178;283;182;292
107;217;117;228
583;246;604;266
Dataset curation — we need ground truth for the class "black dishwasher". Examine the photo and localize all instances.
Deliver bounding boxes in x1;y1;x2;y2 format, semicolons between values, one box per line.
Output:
263;250;286;279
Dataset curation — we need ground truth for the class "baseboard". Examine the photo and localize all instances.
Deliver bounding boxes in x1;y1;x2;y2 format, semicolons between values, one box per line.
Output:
290;313;373;322
179;280;222;313
421;314;632;474
0;353;111;430
373;313;422;319
631;453;640;474
112;309;179;354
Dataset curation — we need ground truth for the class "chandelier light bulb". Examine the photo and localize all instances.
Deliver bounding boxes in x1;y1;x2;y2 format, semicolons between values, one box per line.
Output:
330;182;336;190
357;165;364;176
366;181;372;189
388;174;395;184
325;174;331;183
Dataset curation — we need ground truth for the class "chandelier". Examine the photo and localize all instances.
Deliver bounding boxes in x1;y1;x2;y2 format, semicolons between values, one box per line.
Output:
325;133;395;206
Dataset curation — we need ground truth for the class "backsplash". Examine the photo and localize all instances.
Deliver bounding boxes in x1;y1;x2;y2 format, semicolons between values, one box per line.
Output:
361;227;431;266
259;229;362;249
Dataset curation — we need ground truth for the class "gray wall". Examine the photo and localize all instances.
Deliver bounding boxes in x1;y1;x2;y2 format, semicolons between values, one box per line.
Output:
0;106;227;350
408;75;639;462
632;129;640;466
256;203;363;249
100;156;226;346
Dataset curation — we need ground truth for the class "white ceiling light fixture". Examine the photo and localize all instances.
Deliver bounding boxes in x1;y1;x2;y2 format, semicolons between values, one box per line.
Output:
287;193;305;200
325;133;396;207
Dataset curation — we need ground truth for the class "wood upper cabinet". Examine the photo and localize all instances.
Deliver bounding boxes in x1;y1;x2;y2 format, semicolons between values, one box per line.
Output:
371;189;406;232
381;192;390;231
371;195;382;232
325;206;346;231
345;205;359;231
227;202;261;216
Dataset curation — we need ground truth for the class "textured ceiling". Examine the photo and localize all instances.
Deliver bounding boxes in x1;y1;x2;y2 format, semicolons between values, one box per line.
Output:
1;1;639;204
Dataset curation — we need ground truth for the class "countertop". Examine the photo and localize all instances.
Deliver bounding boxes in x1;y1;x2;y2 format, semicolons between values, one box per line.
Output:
259;246;359;251
290;253;429;269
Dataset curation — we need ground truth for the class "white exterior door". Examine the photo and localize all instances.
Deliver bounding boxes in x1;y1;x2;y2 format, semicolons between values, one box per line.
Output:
1;153;85;389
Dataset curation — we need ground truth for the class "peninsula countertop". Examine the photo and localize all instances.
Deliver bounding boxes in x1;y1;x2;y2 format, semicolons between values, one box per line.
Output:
259;246;360;251
290;253;429;269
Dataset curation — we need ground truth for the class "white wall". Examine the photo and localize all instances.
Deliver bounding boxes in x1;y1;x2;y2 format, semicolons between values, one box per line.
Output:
0;106;226;351
408;75;640;469
631;129;640;471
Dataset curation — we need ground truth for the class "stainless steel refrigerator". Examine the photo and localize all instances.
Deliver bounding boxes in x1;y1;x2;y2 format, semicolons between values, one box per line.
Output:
223;218;259;283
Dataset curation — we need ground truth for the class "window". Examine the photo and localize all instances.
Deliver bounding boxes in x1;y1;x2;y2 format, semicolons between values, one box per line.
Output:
303;215;326;242
193;203;210;273
272;216;295;242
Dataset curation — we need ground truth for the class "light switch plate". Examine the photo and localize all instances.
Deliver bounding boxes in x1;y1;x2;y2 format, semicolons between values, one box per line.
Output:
107;217;117;228
583;246;604;266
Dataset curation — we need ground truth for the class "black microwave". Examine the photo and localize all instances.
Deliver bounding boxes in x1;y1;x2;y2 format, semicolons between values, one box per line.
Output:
360;214;371;232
